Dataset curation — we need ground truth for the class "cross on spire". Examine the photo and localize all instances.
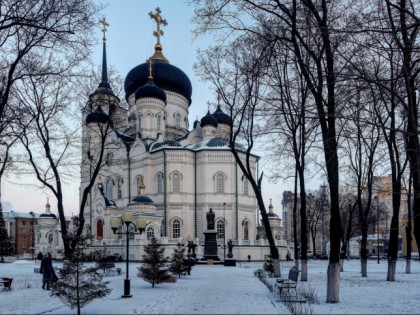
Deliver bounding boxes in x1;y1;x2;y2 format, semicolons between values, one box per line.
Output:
99;17;109;43
217;89;221;107
149;7;167;46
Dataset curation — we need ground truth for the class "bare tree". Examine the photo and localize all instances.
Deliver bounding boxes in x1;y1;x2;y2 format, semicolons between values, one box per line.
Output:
0;0;102;126
195;36;282;276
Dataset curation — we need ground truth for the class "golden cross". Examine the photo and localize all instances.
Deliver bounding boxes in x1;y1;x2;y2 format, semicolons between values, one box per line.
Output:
149;7;167;45
147;58;153;80
99;17;109;43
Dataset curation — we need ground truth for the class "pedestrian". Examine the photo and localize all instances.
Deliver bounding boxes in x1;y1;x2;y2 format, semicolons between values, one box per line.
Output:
247;254;251;262
40;253;58;290
37;252;43;262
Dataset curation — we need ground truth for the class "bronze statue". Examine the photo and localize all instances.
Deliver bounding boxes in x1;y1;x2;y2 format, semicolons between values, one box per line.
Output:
206;208;215;230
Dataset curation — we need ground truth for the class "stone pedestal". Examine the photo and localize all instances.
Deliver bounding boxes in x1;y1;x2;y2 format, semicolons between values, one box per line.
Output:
200;230;220;261
224;259;237;267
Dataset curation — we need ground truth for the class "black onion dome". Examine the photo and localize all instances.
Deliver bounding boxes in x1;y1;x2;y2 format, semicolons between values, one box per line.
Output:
130;195;154;204
124;60;192;104
200;110;218;128
135;80;167;103
212;106;231;125
86;106;109;125
39;213;57;219
267;212;279;218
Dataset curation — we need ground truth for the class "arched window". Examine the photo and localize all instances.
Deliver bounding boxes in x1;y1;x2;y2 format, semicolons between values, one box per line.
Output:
157;173;163;194
243;178;249;195
173;173;180;193
117;178;123;199
157;115;161;131
97;220;103;241
216;219;225;239
216;174;224;193
106;152;113;166
244;221;249;240
172;219;181;239
138;114;142;129
275;232;281;240
128;224;135;240
147;226;155;240
48;234;53;244
175;113;181;128
106;179;113;199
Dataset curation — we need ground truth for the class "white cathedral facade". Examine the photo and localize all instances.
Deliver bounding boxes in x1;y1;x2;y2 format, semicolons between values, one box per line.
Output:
78;11;286;261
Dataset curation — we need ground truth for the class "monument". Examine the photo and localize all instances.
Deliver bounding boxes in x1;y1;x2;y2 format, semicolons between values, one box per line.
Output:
201;208;221;262
224;239;237;266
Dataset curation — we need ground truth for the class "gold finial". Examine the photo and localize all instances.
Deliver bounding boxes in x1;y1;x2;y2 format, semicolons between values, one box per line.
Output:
217;89;221;108
269;198;273;210
149;7;168;61
99;17;109;43
46;198;50;211
139;175;145;195
207;101;211;112
147;58;153;80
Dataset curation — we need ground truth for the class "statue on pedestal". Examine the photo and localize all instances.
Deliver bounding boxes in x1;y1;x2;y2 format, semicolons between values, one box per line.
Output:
206;208;215;230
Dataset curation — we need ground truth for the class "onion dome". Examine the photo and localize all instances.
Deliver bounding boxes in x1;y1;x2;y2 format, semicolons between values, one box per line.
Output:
212;105;231;125
200;110;218;128
125;60;191;104
86;105;109;125
135;80;166;103
267;199;279;218
39;198;57;219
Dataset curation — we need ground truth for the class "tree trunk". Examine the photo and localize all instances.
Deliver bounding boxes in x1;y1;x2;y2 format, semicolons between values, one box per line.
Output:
406;259;411;274
387;258;397;281
327;262;340;303
301;259;307;281
361;258;367;277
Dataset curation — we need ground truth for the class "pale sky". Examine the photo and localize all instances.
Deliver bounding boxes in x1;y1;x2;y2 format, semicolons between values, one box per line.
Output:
2;0;320;217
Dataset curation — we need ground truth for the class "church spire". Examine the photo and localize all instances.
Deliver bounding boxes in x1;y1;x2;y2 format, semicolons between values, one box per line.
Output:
99;17;110;87
149;7;168;62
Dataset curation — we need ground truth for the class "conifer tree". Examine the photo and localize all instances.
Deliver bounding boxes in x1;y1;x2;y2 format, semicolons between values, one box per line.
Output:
169;244;186;278
0;204;13;262
138;237;168;287
51;230;111;315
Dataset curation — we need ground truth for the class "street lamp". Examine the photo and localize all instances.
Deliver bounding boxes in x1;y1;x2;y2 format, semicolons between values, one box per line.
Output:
375;196;380;264
110;212;146;298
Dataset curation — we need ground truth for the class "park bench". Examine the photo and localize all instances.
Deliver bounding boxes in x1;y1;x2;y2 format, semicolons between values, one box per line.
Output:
0;277;13;291
274;266;299;299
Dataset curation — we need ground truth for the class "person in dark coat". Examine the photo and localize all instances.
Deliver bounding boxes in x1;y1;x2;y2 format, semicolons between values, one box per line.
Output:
40;253;57;290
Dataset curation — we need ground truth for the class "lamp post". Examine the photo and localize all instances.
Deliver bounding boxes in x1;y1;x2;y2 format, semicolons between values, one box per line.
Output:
110;212;146;298
375;196;380;264
223;202;226;260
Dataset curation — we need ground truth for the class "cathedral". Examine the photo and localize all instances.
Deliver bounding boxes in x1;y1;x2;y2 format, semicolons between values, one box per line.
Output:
79;9;285;261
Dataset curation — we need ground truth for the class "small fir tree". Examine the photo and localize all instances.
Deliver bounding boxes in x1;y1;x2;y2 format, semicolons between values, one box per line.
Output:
0;204;13;261
51;231;111;315
138;237;168;287
169;244;186;278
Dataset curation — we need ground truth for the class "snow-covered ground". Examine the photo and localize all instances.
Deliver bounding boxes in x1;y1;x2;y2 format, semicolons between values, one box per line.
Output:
0;259;418;314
